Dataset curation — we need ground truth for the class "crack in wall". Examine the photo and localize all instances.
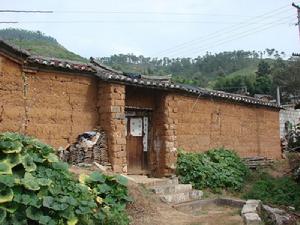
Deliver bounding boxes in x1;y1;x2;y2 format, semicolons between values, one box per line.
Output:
0;105;4;123
67;93;74;145
21;70;29;134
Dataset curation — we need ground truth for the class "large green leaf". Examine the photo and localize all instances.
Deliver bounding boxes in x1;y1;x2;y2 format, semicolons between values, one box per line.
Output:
115;175;128;186
45;153;59;163
88;172;106;183
0;175;15;187
21;173;40;191
0;162;12;175
43;196;68;211
21;154;37;172
37;178;52;186
0;202;18;213
25;206;42;221
6;154;21;167
0;141;23;154
0;187;13;203
0;208;7;223
67;216;78;225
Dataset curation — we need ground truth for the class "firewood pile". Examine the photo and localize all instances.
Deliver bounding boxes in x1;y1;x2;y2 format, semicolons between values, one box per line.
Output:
243;156;274;169
59;130;111;167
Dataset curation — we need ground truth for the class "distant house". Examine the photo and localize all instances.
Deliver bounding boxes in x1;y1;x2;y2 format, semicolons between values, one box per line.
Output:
254;94;274;102
0;40;281;176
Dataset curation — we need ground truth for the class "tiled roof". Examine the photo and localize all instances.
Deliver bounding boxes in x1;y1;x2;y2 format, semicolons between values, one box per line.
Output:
0;39;279;109
27;55;96;73
92;71;279;109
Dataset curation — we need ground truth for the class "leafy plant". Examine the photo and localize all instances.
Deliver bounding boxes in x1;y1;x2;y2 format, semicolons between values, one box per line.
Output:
243;172;300;211
176;148;249;191
0;132;131;225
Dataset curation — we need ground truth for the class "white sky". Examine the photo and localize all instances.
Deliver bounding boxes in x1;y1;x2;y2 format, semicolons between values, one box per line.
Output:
0;0;299;58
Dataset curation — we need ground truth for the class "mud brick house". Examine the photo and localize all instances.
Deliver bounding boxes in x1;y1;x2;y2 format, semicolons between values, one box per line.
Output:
0;40;281;176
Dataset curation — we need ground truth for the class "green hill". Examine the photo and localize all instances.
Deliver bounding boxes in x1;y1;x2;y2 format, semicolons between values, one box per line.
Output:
0;28;86;62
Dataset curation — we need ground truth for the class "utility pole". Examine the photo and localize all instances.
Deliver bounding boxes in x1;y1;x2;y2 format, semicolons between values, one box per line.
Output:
276;86;281;106
292;3;300;41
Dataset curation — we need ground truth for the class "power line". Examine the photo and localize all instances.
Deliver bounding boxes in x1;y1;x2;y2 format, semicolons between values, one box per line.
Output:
51;10;295;18
0;21;18;24
154;4;293;56
0;10;53;13
163;16;293;57
4;20;293;25
167;17;294;58
156;10;292;57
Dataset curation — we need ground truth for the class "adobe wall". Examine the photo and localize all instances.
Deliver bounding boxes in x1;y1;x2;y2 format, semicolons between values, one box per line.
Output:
0;54;99;148
173;94;281;159
25;71;99;147
0;55;25;133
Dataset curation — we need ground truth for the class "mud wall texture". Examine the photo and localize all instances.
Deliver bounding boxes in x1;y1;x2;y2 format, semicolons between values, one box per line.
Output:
173;94;281;159
98;82;127;173
0;54;99;148
0;55;25;133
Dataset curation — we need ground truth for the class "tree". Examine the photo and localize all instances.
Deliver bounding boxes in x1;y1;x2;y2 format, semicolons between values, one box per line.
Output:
256;60;271;77
273;58;300;99
254;75;272;94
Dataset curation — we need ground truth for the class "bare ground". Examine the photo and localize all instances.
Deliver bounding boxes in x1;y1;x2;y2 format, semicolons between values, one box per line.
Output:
126;181;243;225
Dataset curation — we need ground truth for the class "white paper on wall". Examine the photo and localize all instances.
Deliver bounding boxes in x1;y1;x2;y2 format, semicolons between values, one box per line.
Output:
130;118;143;136
143;117;148;152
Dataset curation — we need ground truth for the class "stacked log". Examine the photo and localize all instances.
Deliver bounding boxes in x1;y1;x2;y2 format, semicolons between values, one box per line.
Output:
59;130;110;167
243;156;274;169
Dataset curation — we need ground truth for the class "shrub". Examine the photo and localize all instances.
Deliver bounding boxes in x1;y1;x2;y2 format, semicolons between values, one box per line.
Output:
176;148;249;191
243;172;300;211
0;132;130;225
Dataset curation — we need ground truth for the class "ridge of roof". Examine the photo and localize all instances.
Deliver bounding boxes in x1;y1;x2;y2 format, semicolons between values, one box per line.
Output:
0;39;31;57
28;55;96;73
100;73;280;109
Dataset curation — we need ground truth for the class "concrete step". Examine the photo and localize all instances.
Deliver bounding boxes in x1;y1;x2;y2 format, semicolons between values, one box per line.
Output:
144;176;179;188
160;190;203;204
150;184;193;195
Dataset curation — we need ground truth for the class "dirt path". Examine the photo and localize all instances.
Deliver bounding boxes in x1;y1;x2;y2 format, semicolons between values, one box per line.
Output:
127;182;243;225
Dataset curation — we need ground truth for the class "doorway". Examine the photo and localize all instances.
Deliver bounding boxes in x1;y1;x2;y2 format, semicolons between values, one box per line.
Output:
125;109;151;174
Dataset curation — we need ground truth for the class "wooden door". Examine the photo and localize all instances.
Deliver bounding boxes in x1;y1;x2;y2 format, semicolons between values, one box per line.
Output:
126;117;145;174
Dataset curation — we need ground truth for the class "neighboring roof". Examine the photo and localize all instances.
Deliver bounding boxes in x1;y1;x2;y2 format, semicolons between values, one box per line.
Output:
27;55;96;73
0;39;279;109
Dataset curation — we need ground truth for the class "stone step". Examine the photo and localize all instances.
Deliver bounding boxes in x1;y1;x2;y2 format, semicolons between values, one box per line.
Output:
160;190;203;204
144;177;179;188
150;184;192;195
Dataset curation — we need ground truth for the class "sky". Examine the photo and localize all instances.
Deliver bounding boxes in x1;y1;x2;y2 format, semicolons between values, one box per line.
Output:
0;0;299;58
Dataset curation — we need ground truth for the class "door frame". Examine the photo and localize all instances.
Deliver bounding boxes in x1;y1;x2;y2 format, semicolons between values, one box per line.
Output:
125;108;152;175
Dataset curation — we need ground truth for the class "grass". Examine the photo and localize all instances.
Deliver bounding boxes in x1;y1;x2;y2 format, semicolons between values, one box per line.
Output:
236;169;300;212
6;39;87;62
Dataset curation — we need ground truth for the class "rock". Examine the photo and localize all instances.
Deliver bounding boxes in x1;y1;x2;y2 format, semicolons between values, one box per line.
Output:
93;162;107;172
242;204;258;214
242;212;262;225
241;199;263;225
262;205;297;225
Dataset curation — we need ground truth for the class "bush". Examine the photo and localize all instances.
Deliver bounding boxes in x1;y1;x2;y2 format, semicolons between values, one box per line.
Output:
0;132;130;225
176;148;249;191
243;172;300;211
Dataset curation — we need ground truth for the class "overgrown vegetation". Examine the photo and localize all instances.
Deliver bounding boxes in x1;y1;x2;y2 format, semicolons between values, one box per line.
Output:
243;172;300;211
176;148;249;192
0;132;130;225
0;28;86;62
